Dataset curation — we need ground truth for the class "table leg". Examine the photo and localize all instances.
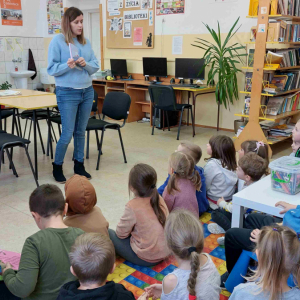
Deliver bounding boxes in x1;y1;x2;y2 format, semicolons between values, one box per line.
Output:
231;203;244;228
33;110;38;180
46;108;53;159
192;92;196;136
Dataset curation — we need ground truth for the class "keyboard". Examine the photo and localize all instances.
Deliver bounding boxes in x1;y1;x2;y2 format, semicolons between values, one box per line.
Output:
171;84;202;88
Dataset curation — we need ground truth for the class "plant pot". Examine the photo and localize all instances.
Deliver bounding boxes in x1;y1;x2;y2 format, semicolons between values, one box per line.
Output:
234;119;248;134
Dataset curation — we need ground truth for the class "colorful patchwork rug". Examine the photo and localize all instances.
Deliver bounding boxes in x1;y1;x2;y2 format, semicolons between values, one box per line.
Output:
107;212;231;299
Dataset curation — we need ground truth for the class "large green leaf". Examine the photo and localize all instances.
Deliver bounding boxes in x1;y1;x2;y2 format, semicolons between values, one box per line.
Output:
191;17;245;109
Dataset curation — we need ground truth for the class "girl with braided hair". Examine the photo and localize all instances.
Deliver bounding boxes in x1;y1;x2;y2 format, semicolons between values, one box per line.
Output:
143;210;220;300
162;152;201;218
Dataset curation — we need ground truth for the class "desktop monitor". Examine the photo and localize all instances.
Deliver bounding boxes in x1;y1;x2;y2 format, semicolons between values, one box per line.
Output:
143;57;168;81
110;59;128;78
175;58;205;82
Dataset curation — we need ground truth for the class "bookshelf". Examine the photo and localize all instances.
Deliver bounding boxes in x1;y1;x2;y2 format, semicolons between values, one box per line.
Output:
234;0;300;156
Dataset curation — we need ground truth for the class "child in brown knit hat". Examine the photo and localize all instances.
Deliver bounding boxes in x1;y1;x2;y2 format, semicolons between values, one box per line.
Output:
64;175;109;236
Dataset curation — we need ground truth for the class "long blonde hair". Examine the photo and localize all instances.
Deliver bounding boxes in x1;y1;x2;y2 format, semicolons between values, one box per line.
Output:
165;210;204;297
62;7;86;45
247;225;300;300
167;152;201;194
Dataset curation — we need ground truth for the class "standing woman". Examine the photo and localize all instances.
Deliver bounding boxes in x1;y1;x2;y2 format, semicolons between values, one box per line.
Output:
47;7;99;183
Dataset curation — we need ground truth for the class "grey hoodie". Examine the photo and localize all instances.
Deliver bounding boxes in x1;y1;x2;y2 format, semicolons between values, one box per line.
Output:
204;158;238;201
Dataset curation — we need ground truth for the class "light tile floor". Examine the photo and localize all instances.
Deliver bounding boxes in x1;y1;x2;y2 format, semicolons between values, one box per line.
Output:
0;118;292;252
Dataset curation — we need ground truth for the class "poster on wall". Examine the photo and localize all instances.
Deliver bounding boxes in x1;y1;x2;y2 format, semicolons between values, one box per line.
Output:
123;21;132;38
141;0;152;9
133;27;143;46
47;0;64;35
156;0;185;15
0;0;23;26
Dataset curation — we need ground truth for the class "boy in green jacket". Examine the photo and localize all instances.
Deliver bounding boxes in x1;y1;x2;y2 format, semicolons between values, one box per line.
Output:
1;184;84;300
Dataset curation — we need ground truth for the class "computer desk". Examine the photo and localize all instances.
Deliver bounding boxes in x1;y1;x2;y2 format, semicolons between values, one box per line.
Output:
92;79;215;131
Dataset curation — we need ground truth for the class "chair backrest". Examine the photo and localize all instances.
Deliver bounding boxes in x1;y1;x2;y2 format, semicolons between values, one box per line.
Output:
102;92;131;121
148;85;177;110
91;90;98;112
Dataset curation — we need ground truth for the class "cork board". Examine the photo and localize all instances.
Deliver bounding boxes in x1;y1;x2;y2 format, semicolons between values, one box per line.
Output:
106;0;154;49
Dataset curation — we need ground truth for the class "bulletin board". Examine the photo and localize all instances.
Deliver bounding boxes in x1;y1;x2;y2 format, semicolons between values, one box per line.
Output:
106;0;154;49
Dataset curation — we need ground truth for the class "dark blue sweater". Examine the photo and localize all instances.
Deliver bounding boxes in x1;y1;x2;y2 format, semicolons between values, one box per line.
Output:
158;166;209;215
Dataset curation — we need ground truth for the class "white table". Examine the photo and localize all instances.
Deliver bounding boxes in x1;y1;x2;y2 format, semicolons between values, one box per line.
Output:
232;175;300;228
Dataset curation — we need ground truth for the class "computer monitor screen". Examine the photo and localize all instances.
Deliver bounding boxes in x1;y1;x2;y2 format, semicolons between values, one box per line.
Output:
110;59;128;77
143;57;168;77
175;58;205;80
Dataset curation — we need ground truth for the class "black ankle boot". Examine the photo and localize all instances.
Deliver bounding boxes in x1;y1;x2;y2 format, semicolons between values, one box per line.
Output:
74;159;92;179
52;162;66;183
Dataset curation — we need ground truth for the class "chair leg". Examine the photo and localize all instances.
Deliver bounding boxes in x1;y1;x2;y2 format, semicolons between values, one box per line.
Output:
152;107;157;135
118;128;127;163
177;108;184;140
166;111;170;131
58;124;61;137
96;130;105;170
24;145;39;187
23;118;28;138
4;118;7;132
86;131;90;159
5;148;18;177
17;110;22;137
190;107;195;137
37;121;45;155
27;119;33;149
50;123;57;143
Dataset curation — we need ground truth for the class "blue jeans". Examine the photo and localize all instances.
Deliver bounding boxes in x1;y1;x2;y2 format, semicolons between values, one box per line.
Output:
54;86;94;165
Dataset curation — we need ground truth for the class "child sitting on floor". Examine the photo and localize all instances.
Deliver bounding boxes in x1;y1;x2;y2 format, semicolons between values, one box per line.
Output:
1;184;84;300
290;140;300;157
143;210;221;300
208;153;267;239
162;152;201;218
204;135;238;208
109;163;169;267
158;141;209;215
56;233;135;300
63;175;109;236
230;225;300;300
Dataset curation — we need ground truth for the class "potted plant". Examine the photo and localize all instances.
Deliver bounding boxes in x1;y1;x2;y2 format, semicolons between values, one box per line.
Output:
192;17;247;130
0;81;12;90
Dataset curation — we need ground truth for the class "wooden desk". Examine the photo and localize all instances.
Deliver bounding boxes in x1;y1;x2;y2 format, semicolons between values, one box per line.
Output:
0;89;57;179
92;79;215;129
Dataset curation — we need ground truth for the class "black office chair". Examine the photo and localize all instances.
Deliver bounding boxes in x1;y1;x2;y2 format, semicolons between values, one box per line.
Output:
85;91;131;170
148;85;195;140
0;130;39;187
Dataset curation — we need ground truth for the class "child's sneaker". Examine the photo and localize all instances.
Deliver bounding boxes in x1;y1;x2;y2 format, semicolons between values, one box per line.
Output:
207;223;225;234
217;236;225;245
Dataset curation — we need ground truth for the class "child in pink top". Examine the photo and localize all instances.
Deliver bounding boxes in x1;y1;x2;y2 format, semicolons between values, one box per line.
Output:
109;163;169;267
163;152;201;218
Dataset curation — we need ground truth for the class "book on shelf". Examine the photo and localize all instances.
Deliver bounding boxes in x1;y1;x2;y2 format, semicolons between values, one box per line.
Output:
248;49;255;67
250;27;257;42
244;96;251;115
277;0;300;16
267;22;281;42
245;72;253;92
266;97;285;115
275;48;300;67
248;0;259;16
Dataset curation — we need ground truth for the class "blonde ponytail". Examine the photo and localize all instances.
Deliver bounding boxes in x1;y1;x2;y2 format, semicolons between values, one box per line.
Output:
187;251;200;296
164;210;204;299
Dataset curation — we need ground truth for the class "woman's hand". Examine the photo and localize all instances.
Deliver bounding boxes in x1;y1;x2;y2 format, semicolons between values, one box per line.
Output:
250;229;261;244
275;201;297;214
76;57;86;67
144;284;162;300
67;58;76;69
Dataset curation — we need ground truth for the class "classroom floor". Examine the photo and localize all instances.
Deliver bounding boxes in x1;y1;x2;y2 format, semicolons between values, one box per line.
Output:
0;118;292;298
